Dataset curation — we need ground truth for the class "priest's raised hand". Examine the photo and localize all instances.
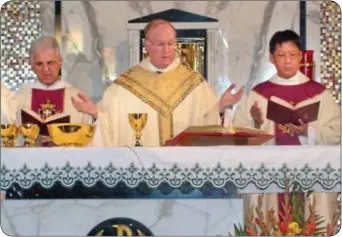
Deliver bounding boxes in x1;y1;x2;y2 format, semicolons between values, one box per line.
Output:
71;93;98;119
250;101;264;128
219;83;244;113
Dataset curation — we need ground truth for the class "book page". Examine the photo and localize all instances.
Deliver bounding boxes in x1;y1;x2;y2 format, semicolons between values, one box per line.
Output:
269;96;294;110
294;96;320;109
184;125;230;133
231;126;273;136
21;108;42;122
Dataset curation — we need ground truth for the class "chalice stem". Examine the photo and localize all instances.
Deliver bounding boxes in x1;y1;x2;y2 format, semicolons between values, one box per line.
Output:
24;137;35;147
135;130;143;147
3;137;15;147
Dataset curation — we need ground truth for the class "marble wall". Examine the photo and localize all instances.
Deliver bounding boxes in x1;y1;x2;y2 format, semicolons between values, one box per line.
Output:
40;1;55;37
1;199;243;236
44;1;321;101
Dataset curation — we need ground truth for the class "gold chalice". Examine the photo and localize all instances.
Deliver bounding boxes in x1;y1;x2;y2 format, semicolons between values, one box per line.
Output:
20;124;40;147
0;124;18;147
47;123;96;147
128;113;148;147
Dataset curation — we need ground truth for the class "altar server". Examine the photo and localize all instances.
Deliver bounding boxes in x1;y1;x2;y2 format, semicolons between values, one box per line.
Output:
234;29;340;227
234;30;340;145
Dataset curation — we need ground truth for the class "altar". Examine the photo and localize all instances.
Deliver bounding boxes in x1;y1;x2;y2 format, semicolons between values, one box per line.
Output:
1;145;340;236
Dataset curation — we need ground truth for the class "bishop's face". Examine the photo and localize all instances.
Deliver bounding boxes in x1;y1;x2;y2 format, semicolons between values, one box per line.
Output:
144;24;177;69
31;48;62;86
270;41;302;79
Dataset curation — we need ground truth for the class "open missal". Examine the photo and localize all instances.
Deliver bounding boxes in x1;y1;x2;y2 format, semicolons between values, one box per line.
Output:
21;109;70;136
266;96;320;126
163;125;273;146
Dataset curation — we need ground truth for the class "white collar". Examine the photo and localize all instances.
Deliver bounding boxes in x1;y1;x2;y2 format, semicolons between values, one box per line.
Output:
269;71;309;85
140;57;181;73
23;79;70;90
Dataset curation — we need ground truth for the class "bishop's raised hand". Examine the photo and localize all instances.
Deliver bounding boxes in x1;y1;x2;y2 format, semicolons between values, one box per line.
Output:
71;93;98;119
219;83;244;113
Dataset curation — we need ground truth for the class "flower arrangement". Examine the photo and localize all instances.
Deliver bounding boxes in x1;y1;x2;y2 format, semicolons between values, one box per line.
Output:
232;188;340;236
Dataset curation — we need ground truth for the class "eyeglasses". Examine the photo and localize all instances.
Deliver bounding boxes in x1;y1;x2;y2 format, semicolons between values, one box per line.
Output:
274;52;301;60
147;39;177;50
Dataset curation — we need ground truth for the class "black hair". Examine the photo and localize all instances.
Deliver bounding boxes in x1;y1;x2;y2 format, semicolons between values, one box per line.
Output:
269;30;302;54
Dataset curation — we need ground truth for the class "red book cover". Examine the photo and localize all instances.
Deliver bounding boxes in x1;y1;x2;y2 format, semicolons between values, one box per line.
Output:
164;125;273;146
266;96;320;125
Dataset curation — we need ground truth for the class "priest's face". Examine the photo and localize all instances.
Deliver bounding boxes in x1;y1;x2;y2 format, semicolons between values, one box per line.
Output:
270;41;302;79
145;23;177;69
31;48;62;85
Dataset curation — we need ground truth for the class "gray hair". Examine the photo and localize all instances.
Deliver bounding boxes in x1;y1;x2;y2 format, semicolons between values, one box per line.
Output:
29;36;61;63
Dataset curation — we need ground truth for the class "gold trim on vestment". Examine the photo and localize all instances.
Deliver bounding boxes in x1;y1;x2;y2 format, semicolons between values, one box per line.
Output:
115;65;203;145
115;76;170;116
158;113;174;145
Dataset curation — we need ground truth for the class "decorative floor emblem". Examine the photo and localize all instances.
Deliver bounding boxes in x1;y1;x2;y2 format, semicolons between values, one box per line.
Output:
88;217;154;236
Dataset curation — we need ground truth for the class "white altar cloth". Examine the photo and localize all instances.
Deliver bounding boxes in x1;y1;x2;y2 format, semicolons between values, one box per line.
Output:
1;145;340;192
1;145;340;236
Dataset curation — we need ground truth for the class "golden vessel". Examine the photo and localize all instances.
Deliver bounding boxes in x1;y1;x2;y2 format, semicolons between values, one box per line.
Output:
47;123;96;147
128;113;148;147
20;124;40;147
1;124;18;147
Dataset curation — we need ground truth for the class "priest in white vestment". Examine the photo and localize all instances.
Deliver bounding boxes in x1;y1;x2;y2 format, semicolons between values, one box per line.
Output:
1;82;17;124
233;30;340;228
72;19;244;147
0;83;16;198
14;36;92;145
15;79;91;125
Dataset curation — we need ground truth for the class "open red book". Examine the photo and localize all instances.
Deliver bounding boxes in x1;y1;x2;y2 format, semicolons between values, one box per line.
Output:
266;96;320;126
21;109;70;136
163;125;273;146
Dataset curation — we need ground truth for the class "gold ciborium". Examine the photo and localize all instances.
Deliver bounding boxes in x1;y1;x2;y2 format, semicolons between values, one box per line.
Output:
0;124;18;147
47;123;96;147
20;124;40;147
128;113;148;147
